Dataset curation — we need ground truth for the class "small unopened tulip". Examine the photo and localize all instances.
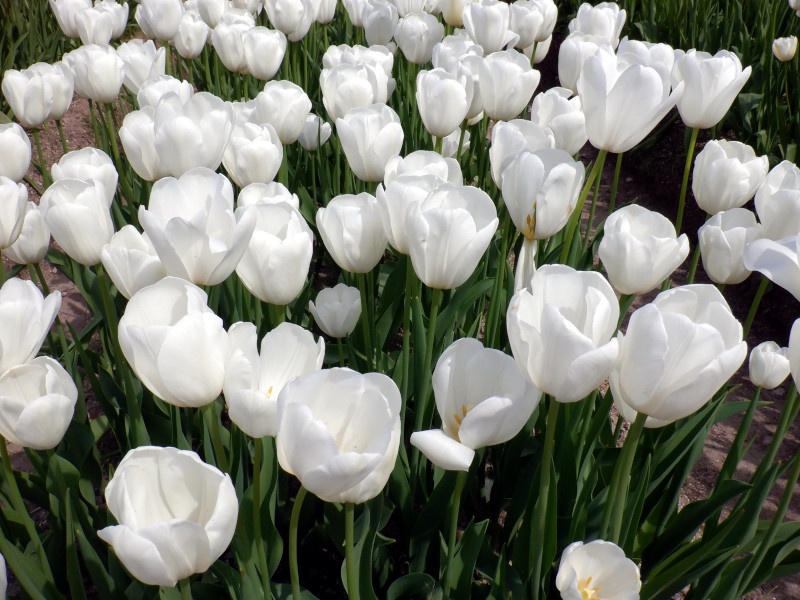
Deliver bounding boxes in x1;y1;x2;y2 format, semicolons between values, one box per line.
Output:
135;0;183;41
263;0;313;39
556;540;640;600
362;0;399;46
773;36;798;62
463;0;515;54
174;11;211;59
395;11;445;64
692;139;768;214
101;226;167;300
320;63;390;123
223;123;283;187
28;62;73;121
749;341;790;389
309;284;362;338
479;50;541;122
252;81;312;144
416;68;470;138
698;208;760;285
212;21;250;74
317;193;388;273
74;5;114;45
4;202;50;265
243;27;287;81
0;123;32;182
2;68;53;129
336;103;405;182
567;1;626;48
298;114;332;151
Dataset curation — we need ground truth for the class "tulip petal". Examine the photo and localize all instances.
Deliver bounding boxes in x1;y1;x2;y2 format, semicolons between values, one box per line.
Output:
98;525;177;586
410;429;475;471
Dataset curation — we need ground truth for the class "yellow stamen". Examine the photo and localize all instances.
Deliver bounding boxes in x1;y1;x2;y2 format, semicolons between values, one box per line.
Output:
578;576;602;599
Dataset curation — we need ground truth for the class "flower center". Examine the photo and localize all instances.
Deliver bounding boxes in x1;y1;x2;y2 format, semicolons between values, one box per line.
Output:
524;213;536;241
263;385;274;399
452;404;474;441
578;576;602;600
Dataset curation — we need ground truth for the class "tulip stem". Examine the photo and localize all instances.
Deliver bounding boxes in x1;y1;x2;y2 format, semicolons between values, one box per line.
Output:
179;577;192;600
23;175;44;196
530;398;558;600
715;386;761;488
357;272;374;371
743;275;770;339
289;485;308;600
434;135;443;155
582;154;606;250
88;100;103;149
400;256;415;405
338;337;346;367
608;152;623;214
202;402;229;473
602;410;648;547
442;470;468;600
414;287;443;438
345;502;361;600
253;438;273;600
676;127;699;234
760;382;799;469
56;120;69;154
559;150;607;265
31;128;51;188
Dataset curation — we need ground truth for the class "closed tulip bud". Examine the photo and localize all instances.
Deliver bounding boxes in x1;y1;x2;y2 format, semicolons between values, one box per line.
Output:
252;81;312;144
235;203;313;305
567;1;626;48
790;0;800;16
0;278;61;375
39;179;115;266
395;11;445;64
139;168;256;286
479;50;541;121
598;204;689;294
611;285;746;427
557;31;611;95
219;5;256;27
406;183;498;289
101;226;167;300
384;150;462;186
463;0;516;54
377;173;441;253
298;114;332;151
507;264;619;402
744;233;800;302
96;0;129;39
317;192;388;273
749;341;790;389
276;367;401;503
416;68;471;138
343;0;369;25
212;21;250;74
336;103;405;182
137;76;194;109
692;139;768;214
238;181;300;210
174;11;210;59
118;106;170;181
49;0;92;38
0;178;26;250
2;68;53;129
74;5;114;45
489;119;554;189
315;0;338;23
243;27;287;81
28;62;73;121
263;0;313;40
579;46;683;153
432;35;484;72
393;0;431;17
410;337;540;471
773;36;798;62
0;123;31;182
0;357;77;450
4;202;50;265
502;148;585;240
362;0;399;46
698;208;760;285
223;123;283;187
51;147;118;206
673;49;751;130
754;161;800;240
119;277;229;407
65;44;125;104
441;127;470;157
439;0;472;26
616;37;676;88
233;0;264;15
224;322;324;437
197;0;226;28
135;0;183;41
510;0;557;49
320;63;390;123
556;540;640;600
529;87;587;156
98;446;238;586
309;284;362;338
323;44;395;79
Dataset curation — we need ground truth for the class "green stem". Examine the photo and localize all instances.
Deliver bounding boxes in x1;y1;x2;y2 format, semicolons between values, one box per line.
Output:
179;577;192;600
559;150;607;264
289;486;308;600
253;439;273;600
530;399;559;600
88;100;102;148
23;175;44;196
675;127;700;234
484;209;511;348
202;402;229;473
357;272;374;371
715;387;761;488
345;502;360;600
608;152;623;214
685;243;702;284
761;382;798;468
31;128;51;188
338;337;346;367
434;135;443;154
582;157;605;250
743;275;770;339
414;288;443;435
400;256;415;406
442;470;468;600
56;120;69;154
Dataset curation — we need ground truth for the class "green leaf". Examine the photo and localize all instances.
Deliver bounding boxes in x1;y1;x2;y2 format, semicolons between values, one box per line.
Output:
386;573;442;600
450;518;489;599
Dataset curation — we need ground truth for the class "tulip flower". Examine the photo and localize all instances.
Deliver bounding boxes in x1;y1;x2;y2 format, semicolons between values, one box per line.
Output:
672;49;751;130
509;0;557;50
275;367;401;503
235;203;313;305
118;106;169;181
395;11;445;64
0;356;77;450
315;0;338;23
363;0;399;46
96;0;129;39
507;264;619;402
568;1;626;48
101;226;167;300
743;233;800;302
0;277;61;375
432;35;484;73
224;322;324;438
599;205;689;295
343;0;369;26
463;0;516;54
0;177;27;250
211;21;250;74
692;139;768;214
137;76;194;109
74;4;115;45
49;0;92;38
529;87;587;156
773;36;798;62
610;284;746;427
27;61;74;122
196;0;225;27
116;39;166;95
557;31;612;95
2;68;53;129
51;147;119;206
578;46;683;154
377;173;441;254
263;0;313;40
65;44;125;104
139;168;256;286
252;81;312;144
788;319;800;387
555;540;640;600
0;123;31;182
384;150;462;186
119;277;228;407
410;337;540;471
317;193;388;274
406;183;498;289
298;114;332;151
135;0;183;41
98;446;238;587
309;284;362;338
39;179;115;266
501;148;585;240
616;37;676;87
243;27;287;80
441;127;471;158
4;202;50;266
749;341;790;389
323;44;395;79
238;181;300;210
222;123;283;187
320;63;390;123
393;0;433;16
698;208;760;285
754;160;800;240
489;119;554;189
416;68;471;139
479;49;541;122
336;103;405;182
174;11;211;60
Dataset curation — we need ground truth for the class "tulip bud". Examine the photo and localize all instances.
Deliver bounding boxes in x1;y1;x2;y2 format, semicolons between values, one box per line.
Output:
51;147;118;206
212;21;250;74
65;44;125;104
263;0;313;40
489;119;554;189
0;178;26;250
298;114;332;151
252;81;312;144
223;123;283;187
692;140;768;214
135;0;183;41
2;68;53;128
698;208;760;285
118;106;169;181
510;0;557;49
243;27;287;81
0;123;31;182
363;0;399;46
567;1;626;47
557;31;611;95
395;11;445;65
463;0;515;54
377;173;441;254
75;5;115;45
529;87;587;156
749;341;790;389
309;284;362;338
49;0;93;38
336;103;405;182
321;63;390;123
480;50;541;122
28;62;73;121
4;202;50;265
317;192;388;273
101;226;167;300
174;11;211;59
96;0;129;39
773;36;798;62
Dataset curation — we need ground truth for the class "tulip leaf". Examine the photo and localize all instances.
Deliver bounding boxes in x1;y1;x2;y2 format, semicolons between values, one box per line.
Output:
449;517;489;599
409;470;458;573
386;573;442;600
271;583;321;599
